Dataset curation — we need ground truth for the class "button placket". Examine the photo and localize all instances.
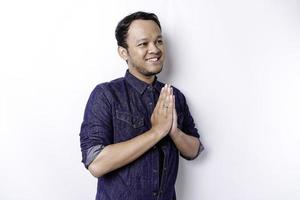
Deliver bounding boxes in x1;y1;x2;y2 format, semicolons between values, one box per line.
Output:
157;146;167;198
151;145;160;199
153;191;158;197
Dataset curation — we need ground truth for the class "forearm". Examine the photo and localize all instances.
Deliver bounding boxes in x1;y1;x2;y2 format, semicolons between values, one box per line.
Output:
170;128;202;159
88;128;163;177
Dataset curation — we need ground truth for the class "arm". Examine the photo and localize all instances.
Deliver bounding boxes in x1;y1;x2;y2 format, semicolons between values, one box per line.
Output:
169;128;202;160
169;87;204;160
88;85;173;177
89;128;163;177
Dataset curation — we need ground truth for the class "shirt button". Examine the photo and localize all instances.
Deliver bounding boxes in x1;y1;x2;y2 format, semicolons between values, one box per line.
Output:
153;192;158;196
163;167;167;171
153;169;158;173
149;102;153;106
153;145;157;149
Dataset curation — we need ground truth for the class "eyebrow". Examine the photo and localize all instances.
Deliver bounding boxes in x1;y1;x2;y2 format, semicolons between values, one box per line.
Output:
137;35;163;43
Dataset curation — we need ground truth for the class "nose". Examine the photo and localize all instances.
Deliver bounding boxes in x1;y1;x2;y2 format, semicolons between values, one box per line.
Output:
148;42;161;54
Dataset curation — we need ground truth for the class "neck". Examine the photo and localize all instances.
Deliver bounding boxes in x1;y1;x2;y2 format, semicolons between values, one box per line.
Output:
128;68;155;84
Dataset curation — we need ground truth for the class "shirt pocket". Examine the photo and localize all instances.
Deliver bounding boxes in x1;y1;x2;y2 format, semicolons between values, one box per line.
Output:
116;110;144;128
114;110;145;142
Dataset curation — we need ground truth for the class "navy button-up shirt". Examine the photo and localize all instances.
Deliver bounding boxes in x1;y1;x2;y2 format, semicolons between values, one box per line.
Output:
80;70;204;200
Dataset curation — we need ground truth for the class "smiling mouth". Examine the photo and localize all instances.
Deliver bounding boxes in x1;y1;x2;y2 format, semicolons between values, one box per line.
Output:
146;57;161;62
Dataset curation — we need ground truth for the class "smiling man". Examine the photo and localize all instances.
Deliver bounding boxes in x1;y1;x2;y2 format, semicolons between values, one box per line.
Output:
79;11;204;200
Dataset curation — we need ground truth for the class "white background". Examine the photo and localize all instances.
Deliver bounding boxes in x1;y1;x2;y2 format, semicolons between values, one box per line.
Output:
1;0;300;199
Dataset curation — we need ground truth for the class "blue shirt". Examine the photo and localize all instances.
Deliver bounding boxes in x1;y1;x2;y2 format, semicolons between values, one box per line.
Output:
79;70;204;200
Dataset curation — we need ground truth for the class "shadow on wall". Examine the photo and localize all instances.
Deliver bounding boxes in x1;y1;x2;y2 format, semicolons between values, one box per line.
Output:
157;35;174;84
158;34;208;199
176;150;208;199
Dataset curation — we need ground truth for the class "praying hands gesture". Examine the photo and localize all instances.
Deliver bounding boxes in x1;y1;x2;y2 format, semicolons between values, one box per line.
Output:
88;84;202;178
151;84;201;159
151;84;178;137
151;84;178;136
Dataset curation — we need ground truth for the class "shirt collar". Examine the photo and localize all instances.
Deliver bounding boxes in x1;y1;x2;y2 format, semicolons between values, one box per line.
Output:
125;70;164;95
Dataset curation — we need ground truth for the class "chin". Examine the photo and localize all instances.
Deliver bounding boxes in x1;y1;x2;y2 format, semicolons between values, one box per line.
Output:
144;65;163;76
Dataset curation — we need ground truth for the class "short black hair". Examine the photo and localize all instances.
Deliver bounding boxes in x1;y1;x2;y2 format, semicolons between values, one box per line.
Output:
115;11;161;48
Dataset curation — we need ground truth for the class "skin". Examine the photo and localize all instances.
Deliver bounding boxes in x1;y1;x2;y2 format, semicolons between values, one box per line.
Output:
88;20;201;178
118;20;165;84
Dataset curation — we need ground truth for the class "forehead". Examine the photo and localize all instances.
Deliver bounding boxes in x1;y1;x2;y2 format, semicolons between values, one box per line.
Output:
127;20;162;42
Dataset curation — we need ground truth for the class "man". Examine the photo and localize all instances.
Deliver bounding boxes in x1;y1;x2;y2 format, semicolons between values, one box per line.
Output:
79;11;204;200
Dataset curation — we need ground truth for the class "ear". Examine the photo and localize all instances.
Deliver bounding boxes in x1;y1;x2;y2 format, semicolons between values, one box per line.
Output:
118;46;129;61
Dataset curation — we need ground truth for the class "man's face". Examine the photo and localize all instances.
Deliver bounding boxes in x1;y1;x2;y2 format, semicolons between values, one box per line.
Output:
124;20;165;80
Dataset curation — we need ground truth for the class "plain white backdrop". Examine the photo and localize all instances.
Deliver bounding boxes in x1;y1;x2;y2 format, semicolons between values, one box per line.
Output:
1;0;300;199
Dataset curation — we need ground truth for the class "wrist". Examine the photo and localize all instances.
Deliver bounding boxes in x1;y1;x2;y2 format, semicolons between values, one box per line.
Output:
170;128;180;137
150;127;167;139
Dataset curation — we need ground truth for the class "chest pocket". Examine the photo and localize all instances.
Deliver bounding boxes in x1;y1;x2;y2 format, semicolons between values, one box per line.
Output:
115;110;145;142
116;111;144;128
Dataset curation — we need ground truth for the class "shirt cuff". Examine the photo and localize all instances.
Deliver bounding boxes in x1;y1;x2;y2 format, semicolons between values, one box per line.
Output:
84;144;105;169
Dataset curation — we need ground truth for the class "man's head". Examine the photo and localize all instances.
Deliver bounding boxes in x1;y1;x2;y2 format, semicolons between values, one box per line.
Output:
115;11;165;83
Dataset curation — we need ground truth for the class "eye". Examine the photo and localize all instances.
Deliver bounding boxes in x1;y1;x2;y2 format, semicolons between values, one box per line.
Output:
138;42;147;47
157;39;163;45
156;39;164;45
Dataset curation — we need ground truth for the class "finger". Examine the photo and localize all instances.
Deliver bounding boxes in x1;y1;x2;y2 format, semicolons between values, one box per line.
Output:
169;86;175;112
159;84;168;111
172;95;176;116
169;94;174;112
166;84;171;95
163;94;170;116
166;94;173;119
155;85;166;113
166;92;174;113
163;84;171;108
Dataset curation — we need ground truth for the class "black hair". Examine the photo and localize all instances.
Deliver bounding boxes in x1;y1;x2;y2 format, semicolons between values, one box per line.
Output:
115;11;161;48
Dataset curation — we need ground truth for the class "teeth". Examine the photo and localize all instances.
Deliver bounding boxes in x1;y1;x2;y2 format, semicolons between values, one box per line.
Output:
147;58;158;62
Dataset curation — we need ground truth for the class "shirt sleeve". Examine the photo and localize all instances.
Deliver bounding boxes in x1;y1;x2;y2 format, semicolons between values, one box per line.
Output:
79;84;113;169
178;92;205;160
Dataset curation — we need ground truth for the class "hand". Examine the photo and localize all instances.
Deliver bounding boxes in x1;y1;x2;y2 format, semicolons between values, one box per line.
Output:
169;89;179;136
150;84;174;137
